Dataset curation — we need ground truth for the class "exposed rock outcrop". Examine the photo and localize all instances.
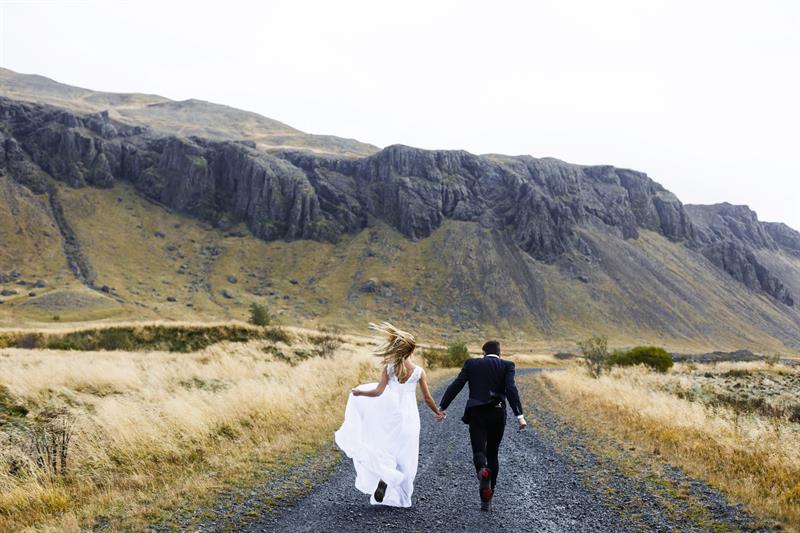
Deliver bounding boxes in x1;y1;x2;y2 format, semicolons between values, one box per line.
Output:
686;204;795;305
700;241;793;306
765;222;800;257
0;96;795;306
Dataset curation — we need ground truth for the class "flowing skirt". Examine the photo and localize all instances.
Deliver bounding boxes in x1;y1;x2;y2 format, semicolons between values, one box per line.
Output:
334;383;420;508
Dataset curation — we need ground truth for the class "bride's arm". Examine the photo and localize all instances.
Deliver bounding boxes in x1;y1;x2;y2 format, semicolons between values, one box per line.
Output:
419;369;446;420
352;366;389;397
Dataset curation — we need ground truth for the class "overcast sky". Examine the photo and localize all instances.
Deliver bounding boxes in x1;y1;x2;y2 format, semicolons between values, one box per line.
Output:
2;0;798;229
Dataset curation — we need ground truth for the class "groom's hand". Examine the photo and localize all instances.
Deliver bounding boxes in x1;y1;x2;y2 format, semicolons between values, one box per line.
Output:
435;410;446;422
518;416;528;431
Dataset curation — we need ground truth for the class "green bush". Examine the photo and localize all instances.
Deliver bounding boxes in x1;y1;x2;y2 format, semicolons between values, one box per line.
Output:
446;342;471;367
248;302;271;326
608;346;673;373
421;341;472;369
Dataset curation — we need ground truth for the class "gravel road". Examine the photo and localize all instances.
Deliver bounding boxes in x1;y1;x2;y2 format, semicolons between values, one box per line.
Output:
228;368;763;532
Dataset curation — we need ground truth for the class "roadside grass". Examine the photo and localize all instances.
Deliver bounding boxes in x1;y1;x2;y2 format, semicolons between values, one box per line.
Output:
507;353;569;368
0;335;376;531
532;365;800;530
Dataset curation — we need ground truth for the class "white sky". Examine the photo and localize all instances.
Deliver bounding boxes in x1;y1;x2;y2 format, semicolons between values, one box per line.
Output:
2;0;799;229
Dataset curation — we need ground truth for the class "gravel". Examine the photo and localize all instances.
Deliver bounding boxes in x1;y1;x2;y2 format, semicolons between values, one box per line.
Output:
185;368;767;533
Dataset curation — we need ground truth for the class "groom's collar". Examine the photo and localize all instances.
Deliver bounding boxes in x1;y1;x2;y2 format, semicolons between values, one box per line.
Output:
484;354;500;359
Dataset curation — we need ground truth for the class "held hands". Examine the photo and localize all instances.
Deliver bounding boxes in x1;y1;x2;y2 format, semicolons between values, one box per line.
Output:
518;416;528;431
435;410;447;422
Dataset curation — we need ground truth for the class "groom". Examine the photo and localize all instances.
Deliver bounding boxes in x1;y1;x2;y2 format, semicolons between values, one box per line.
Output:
437;340;526;511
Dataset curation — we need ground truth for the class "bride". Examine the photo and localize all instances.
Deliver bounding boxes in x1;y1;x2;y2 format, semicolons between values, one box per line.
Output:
334;322;445;508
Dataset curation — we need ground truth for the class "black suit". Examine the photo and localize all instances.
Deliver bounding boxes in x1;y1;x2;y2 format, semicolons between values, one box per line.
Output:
438;355;524;488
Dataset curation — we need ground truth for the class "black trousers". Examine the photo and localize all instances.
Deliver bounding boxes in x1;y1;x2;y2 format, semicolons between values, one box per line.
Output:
467;404;506;488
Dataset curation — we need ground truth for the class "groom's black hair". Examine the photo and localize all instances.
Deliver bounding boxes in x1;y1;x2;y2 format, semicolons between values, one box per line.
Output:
482;340;500;355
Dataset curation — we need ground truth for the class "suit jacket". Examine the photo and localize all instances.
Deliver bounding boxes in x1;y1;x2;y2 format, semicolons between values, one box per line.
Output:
438;355;524;424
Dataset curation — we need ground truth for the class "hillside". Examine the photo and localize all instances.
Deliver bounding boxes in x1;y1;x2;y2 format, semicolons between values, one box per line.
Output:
0;72;799;352
0;68;377;157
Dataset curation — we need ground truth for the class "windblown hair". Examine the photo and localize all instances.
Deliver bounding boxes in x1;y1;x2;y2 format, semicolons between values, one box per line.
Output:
370;322;417;382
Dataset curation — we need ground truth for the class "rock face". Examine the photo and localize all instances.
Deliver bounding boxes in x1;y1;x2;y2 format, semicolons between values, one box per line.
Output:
686;204;795;305
764;222;800;257
0;96;795;306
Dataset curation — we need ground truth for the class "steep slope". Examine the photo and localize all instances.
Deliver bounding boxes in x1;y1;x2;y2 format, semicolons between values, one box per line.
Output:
0;68;377;157
0;86;798;351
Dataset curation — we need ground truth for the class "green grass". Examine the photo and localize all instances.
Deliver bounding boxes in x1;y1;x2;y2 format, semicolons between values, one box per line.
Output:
0;324;295;353
0;384;29;428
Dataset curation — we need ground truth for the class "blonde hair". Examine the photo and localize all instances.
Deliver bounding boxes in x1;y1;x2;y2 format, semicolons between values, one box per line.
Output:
370;322;417;382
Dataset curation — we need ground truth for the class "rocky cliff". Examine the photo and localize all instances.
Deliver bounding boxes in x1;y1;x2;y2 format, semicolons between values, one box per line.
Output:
0;95;795;309
686;204;796;305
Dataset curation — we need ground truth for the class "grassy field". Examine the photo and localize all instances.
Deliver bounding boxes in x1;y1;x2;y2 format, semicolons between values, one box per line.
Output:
529;362;800;530
0;319;473;531
0;322;383;531
2;319;798;530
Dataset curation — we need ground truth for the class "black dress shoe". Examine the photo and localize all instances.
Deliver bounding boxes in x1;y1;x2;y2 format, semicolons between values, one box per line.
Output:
374;480;387;502
478;467;493;502
481;499;492;512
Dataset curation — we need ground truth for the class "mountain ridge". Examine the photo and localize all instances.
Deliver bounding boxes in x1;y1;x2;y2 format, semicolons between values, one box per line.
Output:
0;67;377;157
0;71;798;350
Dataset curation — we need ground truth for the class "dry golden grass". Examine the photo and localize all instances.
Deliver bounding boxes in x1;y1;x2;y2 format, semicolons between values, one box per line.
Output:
506;353;569;368
533;365;800;530
0;333;380;531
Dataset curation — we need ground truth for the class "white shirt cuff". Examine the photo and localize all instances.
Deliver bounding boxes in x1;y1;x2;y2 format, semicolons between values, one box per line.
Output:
516;414;525;420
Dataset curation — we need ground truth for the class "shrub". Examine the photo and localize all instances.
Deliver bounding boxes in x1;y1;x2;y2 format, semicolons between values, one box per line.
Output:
553;352;577;360
577;335;608;378
311;335;341;358
446;342;471;367
263;326;292;345
248;302;271;326
421;342;471;369
29;407;74;478
765;353;781;367
16;333;44;349
420;348;446;369
608;346;673;373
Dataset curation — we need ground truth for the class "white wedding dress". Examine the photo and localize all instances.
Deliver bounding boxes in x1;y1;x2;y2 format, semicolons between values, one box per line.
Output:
334;364;422;508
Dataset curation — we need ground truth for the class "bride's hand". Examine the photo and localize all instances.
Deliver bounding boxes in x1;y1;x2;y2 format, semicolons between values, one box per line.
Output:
351;389;362;396
435;410;446;422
